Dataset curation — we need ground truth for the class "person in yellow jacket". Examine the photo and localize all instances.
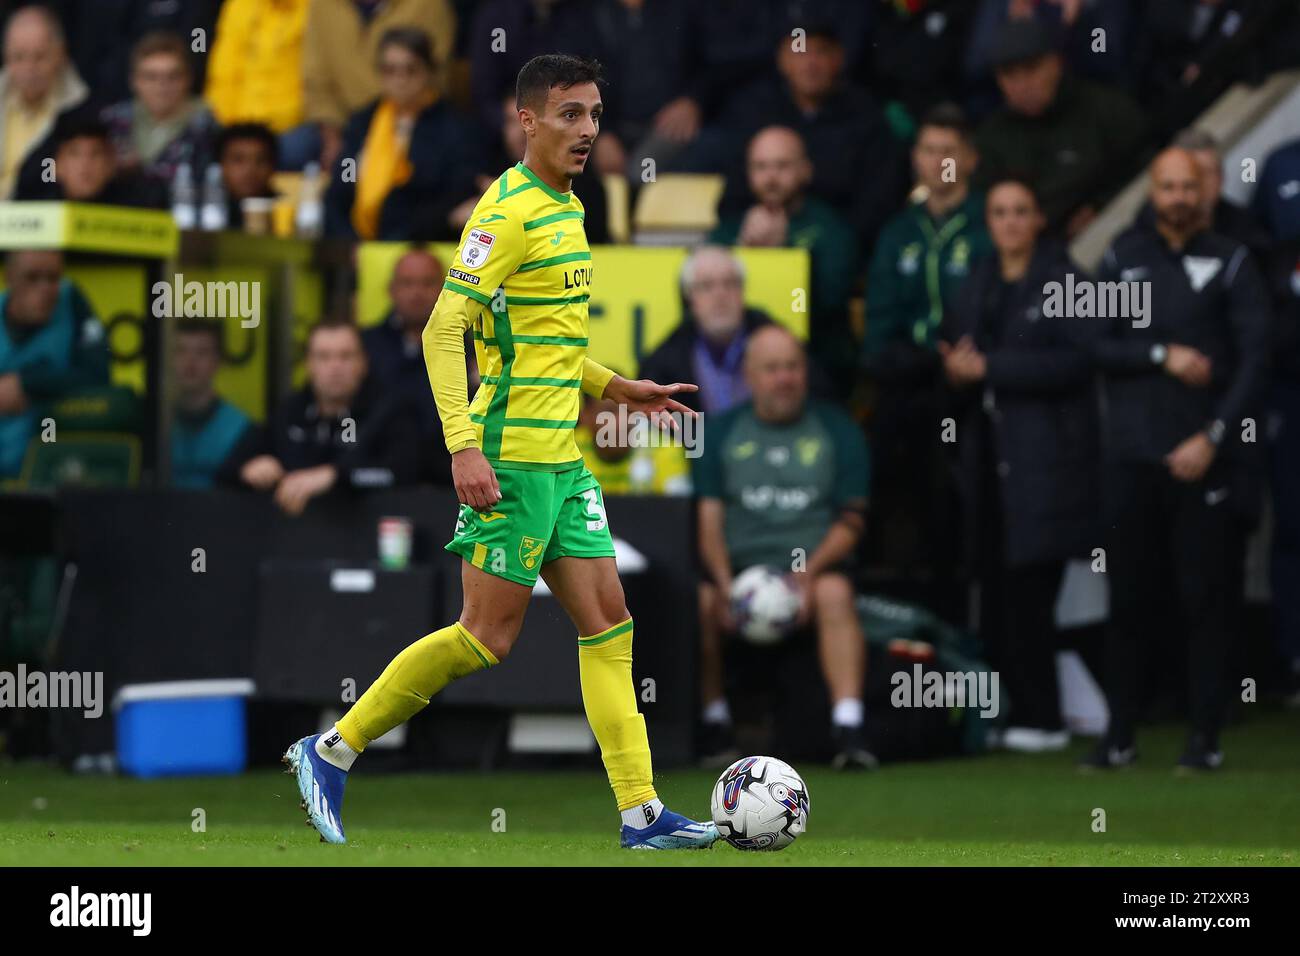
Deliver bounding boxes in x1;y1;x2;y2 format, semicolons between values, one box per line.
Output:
303;0;457;169
204;0;308;141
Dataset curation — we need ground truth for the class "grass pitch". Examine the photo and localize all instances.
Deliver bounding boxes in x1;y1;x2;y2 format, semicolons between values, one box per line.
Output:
0;713;1296;866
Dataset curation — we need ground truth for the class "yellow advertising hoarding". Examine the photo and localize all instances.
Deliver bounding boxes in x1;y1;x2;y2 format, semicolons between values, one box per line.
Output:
357;243;810;377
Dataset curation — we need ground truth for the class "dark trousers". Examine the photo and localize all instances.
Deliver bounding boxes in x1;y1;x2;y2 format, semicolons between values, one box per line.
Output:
976;461;1065;730
1102;460;1246;743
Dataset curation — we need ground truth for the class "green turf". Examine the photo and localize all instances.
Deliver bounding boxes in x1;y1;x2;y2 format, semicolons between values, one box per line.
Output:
1;712;1297;866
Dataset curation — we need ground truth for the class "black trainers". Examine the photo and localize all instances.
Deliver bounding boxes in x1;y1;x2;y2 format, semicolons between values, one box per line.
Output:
698;720;740;767
1176;734;1224;773
1078;738;1137;771
831;724;879;771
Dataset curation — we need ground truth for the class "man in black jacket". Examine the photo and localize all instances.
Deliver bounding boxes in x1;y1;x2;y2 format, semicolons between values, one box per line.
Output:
1084;148;1271;772
219;318;422;515
638;245;772;416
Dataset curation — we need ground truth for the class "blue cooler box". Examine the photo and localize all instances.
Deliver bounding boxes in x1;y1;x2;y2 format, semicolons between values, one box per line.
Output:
114;679;255;777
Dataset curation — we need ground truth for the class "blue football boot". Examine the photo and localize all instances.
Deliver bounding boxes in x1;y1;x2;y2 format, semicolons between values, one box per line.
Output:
620;806;719;850
283;734;347;844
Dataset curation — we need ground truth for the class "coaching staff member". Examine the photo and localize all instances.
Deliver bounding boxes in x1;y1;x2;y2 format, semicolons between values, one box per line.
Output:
1083;148;1271;772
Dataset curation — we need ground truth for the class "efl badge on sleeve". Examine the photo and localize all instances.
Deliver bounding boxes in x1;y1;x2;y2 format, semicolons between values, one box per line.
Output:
461;229;496;269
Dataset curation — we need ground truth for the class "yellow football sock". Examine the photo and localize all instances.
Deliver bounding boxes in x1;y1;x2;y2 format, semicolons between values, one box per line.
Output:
336;621;498;752
578;618;657;810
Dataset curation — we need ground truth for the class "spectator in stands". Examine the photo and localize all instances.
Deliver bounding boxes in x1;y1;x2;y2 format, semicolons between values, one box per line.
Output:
1131;129;1271;263
865;104;992;381
361;248;453;483
300;0;457;171
467;0;603;138
939;177;1097;752
586;0;702;181
14;109;166;206
861;103;990;611
1134;0;1279;138
204;0;309;165
452;92;608;243
853;0;972;123
639;246;771;416
694;325;872;769
59;0;219;107
0;249;108;478
975;17;1148;237
325;27;480;242
710;20;907;257
1264;235;1300;703
219;319;422;515
710;126;858;397
1254;137;1300;242
100;31;216;188
216;124;280;232
965;0;1138;96
0;4;87;198
170;319;251;491
1083;148;1271;772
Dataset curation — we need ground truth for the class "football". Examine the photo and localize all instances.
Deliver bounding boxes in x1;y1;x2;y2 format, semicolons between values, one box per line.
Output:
729;565;802;644
710;755;811;850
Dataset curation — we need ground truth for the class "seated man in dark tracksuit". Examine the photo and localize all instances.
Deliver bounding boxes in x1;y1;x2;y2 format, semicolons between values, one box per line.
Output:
219;318;422;515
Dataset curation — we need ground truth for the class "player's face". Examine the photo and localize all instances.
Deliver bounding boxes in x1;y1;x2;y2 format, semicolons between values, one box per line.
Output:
527;82;602;180
57;137;115;201
174;333;221;393
985;182;1042;256
306;328;368;407
4;251;62;325
1150;151;1203;234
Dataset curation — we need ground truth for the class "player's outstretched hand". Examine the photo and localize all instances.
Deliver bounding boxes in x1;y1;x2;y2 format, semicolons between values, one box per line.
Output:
453;446;502;511
604;376;699;436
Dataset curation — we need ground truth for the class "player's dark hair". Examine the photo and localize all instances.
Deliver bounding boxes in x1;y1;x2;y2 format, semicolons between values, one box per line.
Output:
215;123;278;165
918;102;973;144
376;25;436;72
515;54;605;112
176;318;223;351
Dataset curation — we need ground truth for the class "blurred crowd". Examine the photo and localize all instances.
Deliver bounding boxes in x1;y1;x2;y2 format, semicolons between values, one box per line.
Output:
3;0;1300;766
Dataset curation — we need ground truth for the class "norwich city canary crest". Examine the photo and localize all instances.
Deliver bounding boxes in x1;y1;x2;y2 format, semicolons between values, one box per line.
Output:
519;536;545;570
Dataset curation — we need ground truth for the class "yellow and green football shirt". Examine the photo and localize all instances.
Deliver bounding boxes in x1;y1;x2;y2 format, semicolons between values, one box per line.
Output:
425;162;614;471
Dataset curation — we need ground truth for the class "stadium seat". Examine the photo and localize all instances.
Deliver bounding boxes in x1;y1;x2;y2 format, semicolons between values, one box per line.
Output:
631;173;725;244
601;173;630;244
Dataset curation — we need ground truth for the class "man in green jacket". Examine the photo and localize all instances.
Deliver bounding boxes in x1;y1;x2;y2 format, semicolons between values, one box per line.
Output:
861;103;990;610
711;125;859;398
864;103;991;373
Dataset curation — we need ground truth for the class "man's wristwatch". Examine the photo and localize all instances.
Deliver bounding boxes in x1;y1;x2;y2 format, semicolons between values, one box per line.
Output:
1150;343;1168;367
1206;419;1226;446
